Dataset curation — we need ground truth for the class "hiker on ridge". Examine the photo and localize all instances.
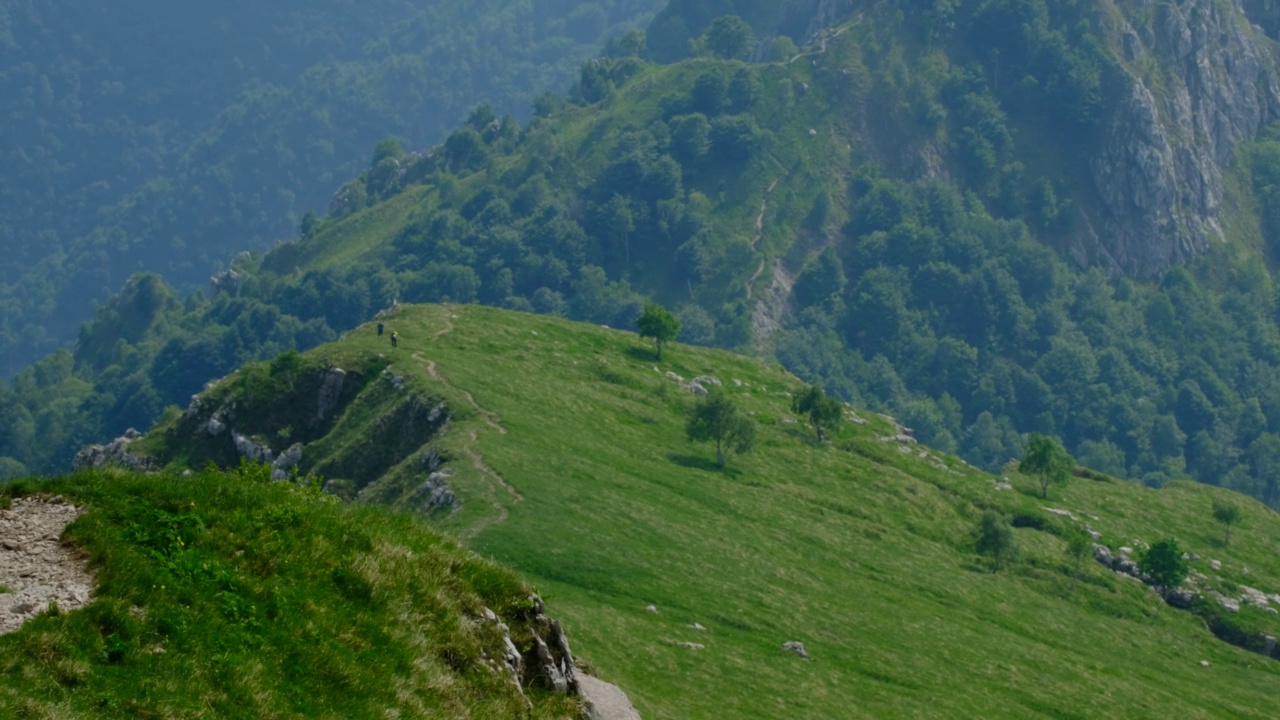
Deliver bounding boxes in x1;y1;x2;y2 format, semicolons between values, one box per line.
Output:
377;321;385;336
390;330;399;348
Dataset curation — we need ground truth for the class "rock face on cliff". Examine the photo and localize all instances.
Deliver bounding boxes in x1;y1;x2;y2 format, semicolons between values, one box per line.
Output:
71;429;154;472
1081;0;1280;277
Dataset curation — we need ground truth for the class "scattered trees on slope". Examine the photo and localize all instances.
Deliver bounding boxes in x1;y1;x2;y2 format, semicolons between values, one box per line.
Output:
975;511;1017;573
1021;434;1073;499
637;303;681;360
792;384;843;442
1212;500;1242;546
686;390;755;468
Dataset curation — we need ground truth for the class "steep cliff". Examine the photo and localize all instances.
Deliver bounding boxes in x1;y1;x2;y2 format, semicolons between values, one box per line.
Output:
1083;0;1280;277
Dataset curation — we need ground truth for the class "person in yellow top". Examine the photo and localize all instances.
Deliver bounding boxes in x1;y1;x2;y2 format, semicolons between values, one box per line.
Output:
390;330;399;348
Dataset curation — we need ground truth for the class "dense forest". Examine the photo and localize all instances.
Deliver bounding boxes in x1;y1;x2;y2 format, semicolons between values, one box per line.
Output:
8;0;1280;510
0;0;665;377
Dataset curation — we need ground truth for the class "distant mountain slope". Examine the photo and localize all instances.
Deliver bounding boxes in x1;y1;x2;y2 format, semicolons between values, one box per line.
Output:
0;0;665;377
122;303;1280;718
11;0;1280;510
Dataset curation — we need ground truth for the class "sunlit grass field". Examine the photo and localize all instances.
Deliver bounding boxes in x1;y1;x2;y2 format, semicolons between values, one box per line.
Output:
192;302;1280;719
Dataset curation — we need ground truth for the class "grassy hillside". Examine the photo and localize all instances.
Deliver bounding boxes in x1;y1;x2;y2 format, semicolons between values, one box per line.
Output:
0;465;584;718
136;304;1280;718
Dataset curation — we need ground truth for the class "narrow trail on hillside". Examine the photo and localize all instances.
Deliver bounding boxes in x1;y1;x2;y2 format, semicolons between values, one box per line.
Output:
416;354;506;435
786;1;879;65
412;349;519;538
460;428;524;541
430;308;456;341
745;177;781;301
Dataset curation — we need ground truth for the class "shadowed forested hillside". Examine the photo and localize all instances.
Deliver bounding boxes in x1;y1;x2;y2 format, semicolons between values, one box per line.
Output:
0;0;665;376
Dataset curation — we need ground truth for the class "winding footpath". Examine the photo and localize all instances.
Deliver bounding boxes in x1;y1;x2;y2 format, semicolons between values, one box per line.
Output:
413;313;521;538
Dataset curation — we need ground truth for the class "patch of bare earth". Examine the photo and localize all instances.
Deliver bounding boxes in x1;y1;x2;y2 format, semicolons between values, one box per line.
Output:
0;496;94;634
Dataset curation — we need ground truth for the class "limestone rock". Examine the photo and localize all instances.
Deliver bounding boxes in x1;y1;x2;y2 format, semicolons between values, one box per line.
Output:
1083;0;1280;278
783;640;810;659
206;416;226;436
270;443;304;481
233;433;275;465
683;381;708;395
210;268;242;296
72;430;155;472
1163;587;1197;609
578;674;643;720
410;470;458;512
315;367;347;423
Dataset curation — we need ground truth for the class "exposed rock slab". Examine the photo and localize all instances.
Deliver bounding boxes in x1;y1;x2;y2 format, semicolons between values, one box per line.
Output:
578;674;643;720
0;496;94;634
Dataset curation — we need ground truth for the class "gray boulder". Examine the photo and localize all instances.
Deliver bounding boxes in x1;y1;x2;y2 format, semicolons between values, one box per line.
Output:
578;674;643;720
233;433;275;465
783;640;809;659
315;367;347;423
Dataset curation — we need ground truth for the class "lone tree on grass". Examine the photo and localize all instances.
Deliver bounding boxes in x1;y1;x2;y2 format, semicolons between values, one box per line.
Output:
1138;538;1189;591
1212;500;1242;546
792;384;843;442
1021;433;1073;499
636;303;680;360
686;390;755;468
975;511;1017;573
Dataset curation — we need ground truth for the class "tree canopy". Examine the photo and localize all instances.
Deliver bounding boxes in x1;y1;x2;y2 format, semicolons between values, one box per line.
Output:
1021;434;1074;498
699;16;757;60
686;390;756;468
1139;539;1190;590
792;384;843;442
637;303;681;360
975;511;1016;572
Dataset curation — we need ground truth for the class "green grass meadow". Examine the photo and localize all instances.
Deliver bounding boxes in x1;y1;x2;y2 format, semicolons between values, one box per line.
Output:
15;303;1280;718
261;304;1280;718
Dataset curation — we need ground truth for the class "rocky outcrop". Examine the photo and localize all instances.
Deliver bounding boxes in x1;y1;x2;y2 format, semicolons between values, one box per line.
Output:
210;268;242;296
1084;0;1280;277
72;429;155;472
315;367;347;423
783;640;810;659
410;470;458;512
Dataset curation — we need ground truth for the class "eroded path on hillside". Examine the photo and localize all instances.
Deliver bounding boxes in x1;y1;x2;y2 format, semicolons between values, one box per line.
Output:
744;176;781;302
418;356;506;435
412;326;520;537
458;428;524;541
786;0;880;65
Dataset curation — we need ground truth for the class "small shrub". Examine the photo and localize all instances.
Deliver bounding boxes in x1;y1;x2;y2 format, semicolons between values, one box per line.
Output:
975;511;1017;572
1138;538;1189;589
1010;510;1050;531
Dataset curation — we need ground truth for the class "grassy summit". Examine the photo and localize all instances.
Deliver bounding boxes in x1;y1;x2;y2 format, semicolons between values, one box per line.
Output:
126;303;1280;718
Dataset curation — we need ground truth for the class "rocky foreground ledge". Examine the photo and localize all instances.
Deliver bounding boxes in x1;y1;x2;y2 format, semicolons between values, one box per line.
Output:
0;495;93;634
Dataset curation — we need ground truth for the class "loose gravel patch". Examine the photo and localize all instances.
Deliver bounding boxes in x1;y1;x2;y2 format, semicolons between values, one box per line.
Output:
0;496;93;634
